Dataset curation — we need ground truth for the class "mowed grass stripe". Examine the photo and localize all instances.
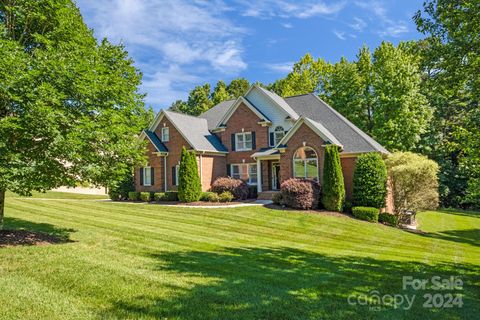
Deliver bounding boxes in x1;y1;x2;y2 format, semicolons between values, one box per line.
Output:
9;199;469;263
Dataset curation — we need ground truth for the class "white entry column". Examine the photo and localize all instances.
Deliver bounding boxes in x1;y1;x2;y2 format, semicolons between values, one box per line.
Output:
256;159;262;192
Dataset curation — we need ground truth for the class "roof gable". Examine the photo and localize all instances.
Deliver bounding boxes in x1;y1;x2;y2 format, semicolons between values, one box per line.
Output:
140;130;168;153
150;110;227;153
216;96;271;128
277;116;343;149
245;85;299;121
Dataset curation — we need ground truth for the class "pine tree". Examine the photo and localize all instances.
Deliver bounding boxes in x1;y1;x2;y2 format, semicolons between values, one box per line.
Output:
321;145;345;211
178;147;202;202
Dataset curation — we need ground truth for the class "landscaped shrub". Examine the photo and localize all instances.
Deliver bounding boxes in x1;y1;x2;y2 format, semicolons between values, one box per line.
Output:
164;191;179;201
178;147;202;202
211;177;249;200
108;172;134;200
343;201;353;214
128;191;140;201
321;145;345;211
280;178;320;210
352;206;379;222
353;153;388;208
139;192;151;202
379;212;398;226
218;191;234;202
200;192;219;202
272;192;283;205
385;152;439;215
154;192;166;201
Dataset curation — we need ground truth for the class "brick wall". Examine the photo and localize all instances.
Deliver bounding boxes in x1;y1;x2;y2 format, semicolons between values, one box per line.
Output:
340;156;356;201
217;102;269;166
197;155;226;191
279;123;325;185
134;139;165;192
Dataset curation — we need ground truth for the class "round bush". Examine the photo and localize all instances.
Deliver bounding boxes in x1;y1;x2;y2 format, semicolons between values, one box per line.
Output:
378;212;398;226
353;153;388;208
218;191;234;202
200;192;219;202
280;178;321;210
211;177;249;200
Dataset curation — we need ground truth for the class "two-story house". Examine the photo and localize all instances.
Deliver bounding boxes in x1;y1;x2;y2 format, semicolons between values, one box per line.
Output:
135;85;390;203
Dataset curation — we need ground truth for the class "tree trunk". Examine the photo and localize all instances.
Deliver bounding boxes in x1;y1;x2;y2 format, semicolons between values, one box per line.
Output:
0;189;5;230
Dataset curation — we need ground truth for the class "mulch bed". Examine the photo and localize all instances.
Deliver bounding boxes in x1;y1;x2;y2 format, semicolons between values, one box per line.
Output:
152;200;257;206
0;230;69;247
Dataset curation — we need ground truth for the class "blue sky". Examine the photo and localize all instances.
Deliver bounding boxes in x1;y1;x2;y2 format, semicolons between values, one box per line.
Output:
76;0;424;111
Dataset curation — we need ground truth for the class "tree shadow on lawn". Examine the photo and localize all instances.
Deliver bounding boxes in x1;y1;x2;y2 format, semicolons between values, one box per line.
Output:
419;228;480;247
0;217;76;247
104;247;480;320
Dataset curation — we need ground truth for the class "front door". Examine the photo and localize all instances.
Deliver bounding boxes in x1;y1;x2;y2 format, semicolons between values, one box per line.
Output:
271;162;281;190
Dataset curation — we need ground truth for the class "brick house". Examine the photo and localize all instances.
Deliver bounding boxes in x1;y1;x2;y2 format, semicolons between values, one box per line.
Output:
135;85;391;206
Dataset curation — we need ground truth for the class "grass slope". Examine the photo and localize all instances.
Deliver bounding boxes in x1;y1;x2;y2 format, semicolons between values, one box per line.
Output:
0;193;479;319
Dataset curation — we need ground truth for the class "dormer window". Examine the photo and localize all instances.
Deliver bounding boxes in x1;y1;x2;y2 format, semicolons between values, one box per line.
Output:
161;127;169;142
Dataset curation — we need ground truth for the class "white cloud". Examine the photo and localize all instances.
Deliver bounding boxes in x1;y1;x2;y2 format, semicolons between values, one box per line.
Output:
282;23;293;29
76;0;247;107
354;0;409;37
349;17;367;32
237;0;345;19
265;62;294;73
333;30;346;40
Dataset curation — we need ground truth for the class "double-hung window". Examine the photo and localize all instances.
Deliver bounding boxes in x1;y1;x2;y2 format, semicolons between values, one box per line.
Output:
231;163;257;185
143;166;152;186
161;127;169;142
274;126;285;145
235;132;252;151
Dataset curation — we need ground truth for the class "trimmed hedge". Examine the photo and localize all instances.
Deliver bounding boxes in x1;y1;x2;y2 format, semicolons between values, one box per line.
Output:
219;191;234;202
353;153;388;208
154;192;166;201
280;178;320;210
139;192;152;202
165;191;179;201
321;145;345;211
178;147;202;202
211;177;249;200
352;206;379;222
128;191;140;201
379;212;398;226
200;192;219;202
272;192;283;205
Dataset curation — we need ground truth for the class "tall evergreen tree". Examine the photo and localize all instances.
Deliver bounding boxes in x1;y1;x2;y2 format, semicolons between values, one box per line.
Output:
321;145;345;211
178;147;201;202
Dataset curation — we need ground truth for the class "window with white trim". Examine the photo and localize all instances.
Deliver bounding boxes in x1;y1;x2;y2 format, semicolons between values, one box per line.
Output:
143;166;152;186
161;127;169;142
235;132;252;151
231;163;257;185
174;165;179;186
274;126;285;145
293;147;318;181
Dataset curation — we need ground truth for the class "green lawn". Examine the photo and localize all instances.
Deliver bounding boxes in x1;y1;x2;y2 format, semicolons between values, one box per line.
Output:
1;192;479;319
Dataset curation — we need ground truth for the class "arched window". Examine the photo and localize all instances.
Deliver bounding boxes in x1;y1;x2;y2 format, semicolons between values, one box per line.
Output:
274;126;285;145
293;147;318;180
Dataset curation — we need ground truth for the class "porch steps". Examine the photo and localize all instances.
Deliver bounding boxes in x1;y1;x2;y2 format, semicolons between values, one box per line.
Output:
257;191;280;201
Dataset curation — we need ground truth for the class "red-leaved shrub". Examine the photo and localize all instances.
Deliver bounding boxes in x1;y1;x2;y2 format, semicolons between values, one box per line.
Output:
211;177;249;200
280;178;321;209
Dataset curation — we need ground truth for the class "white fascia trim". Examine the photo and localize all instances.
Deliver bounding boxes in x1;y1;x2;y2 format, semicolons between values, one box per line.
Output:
276;116;343;149
216;96;269;128
246;84;299;120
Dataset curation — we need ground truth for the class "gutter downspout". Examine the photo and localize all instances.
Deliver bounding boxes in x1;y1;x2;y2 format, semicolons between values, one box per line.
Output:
164;156;167;192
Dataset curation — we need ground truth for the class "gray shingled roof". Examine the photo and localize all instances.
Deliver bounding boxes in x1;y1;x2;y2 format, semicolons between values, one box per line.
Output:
144;130;168;153
199;92;388;154
304;117;343;147
164;110;227;153
199;99;235;130
284;94;389;154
